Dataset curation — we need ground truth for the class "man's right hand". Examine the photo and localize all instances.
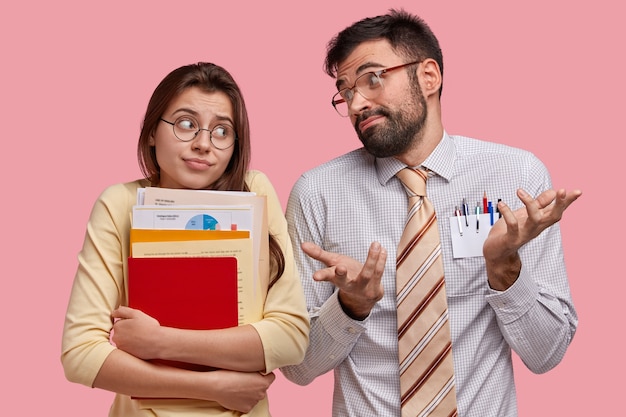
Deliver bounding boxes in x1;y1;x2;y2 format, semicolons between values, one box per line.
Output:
301;241;387;320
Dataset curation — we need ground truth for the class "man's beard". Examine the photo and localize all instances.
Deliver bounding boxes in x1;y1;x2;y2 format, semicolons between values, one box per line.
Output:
354;80;427;158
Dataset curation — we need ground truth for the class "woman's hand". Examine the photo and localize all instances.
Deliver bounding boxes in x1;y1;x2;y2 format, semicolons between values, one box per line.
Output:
208;370;276;413
111;306;162;359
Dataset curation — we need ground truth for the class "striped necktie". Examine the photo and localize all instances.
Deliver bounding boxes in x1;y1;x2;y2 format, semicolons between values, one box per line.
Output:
395;167;458;417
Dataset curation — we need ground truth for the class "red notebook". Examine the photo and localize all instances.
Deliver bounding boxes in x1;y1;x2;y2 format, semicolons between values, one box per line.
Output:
127;256;238;371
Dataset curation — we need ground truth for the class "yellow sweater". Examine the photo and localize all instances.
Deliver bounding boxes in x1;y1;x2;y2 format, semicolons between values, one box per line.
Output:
61;171;309;416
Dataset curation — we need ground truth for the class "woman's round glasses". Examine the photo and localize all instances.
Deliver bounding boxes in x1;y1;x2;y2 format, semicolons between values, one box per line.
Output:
331;60;421;117
160;116;238;150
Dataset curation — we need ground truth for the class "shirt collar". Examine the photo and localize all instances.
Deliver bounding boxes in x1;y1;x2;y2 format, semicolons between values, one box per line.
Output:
375;131;457;185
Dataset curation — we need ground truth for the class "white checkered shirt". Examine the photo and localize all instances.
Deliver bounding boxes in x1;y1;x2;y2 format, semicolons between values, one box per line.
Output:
281;132;577;417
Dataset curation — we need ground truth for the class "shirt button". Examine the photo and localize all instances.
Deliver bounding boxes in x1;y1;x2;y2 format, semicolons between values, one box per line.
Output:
347;327;357;334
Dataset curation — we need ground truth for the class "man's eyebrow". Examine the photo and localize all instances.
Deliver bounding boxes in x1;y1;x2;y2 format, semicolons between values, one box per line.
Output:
335;62;384;90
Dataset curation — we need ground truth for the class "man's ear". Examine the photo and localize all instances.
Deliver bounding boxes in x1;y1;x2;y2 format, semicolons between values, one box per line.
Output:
419;58;442;98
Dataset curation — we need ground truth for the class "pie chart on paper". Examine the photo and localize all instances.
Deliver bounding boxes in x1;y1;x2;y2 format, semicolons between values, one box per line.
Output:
185;214;219;230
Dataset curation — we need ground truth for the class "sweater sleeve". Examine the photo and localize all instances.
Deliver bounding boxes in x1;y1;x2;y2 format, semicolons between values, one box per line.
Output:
245;170;310;372
61;181;142;386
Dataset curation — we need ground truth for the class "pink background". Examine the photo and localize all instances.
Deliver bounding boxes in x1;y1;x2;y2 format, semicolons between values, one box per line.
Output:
1;1;622;415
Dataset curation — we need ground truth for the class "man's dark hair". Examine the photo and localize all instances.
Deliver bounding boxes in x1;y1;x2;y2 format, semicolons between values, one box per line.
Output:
324;9;444;96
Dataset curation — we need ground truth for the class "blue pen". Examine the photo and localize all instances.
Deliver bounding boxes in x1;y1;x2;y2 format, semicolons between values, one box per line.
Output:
475;202;481;233
462;198;469;226
488;201;494;225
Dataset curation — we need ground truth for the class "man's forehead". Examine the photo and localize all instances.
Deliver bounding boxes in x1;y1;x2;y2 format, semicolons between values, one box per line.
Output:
335;40;400;88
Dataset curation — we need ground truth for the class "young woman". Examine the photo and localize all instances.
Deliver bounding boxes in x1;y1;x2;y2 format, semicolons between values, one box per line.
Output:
61;62;309;416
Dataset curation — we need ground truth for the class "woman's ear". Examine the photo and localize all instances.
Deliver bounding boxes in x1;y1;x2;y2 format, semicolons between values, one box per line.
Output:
419;58;442;98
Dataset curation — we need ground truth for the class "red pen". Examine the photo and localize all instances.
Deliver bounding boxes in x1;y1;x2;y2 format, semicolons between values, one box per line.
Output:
482;191;488;214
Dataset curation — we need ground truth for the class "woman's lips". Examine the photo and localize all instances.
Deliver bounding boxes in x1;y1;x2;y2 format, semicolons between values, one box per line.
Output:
184;158;211;170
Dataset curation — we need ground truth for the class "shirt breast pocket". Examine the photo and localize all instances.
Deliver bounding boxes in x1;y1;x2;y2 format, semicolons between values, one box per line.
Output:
445;257;490;297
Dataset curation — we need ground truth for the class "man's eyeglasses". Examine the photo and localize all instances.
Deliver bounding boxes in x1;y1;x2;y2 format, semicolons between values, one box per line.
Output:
160;116;238;150
331;60;421;117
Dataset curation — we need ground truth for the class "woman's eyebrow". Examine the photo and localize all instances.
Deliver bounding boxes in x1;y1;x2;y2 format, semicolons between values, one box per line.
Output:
170;108;234;125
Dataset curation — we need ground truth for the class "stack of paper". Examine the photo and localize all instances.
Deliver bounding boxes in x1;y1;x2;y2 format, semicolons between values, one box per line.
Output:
127;187;269;371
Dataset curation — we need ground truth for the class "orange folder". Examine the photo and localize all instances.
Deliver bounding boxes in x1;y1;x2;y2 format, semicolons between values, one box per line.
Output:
127;256;238;372
129;229;249;257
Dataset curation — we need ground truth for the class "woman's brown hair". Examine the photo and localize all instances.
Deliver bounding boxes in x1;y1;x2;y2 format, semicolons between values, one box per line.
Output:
137;62;284;286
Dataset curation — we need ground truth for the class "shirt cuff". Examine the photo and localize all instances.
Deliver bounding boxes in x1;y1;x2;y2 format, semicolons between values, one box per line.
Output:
485;264;539;324
318;291;368;346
